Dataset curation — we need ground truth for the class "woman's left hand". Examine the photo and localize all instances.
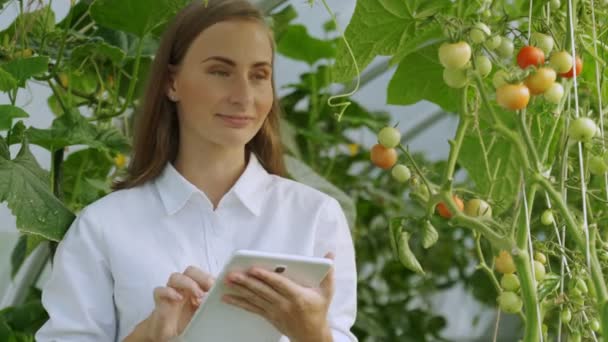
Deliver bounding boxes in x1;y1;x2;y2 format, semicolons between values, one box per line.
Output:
222;252;335;342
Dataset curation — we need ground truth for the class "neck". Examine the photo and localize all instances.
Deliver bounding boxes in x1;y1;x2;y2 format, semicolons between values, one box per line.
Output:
174;138;247;209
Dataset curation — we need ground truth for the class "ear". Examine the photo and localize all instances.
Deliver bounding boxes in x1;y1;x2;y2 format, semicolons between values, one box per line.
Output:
166;64;179;102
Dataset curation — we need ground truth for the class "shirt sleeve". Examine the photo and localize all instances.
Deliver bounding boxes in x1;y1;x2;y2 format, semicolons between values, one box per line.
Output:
314;197;358;342
36;208;117;341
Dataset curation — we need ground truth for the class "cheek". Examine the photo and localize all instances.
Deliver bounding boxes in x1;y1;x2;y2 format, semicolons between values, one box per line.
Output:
256;86;274;115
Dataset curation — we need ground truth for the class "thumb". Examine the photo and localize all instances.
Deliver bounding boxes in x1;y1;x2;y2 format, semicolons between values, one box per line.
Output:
320;252;335;298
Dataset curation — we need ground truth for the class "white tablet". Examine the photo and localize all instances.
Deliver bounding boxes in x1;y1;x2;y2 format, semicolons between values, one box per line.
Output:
176;250;333;342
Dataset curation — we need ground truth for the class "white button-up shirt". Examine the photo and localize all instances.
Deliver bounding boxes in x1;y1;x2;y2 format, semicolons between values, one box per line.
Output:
36;154;357;341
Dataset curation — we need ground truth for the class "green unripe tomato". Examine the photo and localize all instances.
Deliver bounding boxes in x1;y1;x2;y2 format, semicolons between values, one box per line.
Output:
470;23;491;44
439;41;472;69
561;308;572;323
530;32;554;55
464;198;492;218
475;55;492;78
497;38;514;58
533;260;546;282
443;67;468;88
550;51;573;74
544;82;564;104
569;117;598;142
501;273;520;291
391;164;411;183
574;278;588;294
378;126;401;148
492;70;509;89
534;252;547;265
486;35;502;50
589;155;608;175
590;318;601;332
541;209;555;225
550;0;561;10
498;291;523;313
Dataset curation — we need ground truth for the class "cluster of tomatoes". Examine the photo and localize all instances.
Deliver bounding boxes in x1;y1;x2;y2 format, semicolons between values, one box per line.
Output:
370;127;497;220
494;249;547;314
438;22;583;111
369;126;412;182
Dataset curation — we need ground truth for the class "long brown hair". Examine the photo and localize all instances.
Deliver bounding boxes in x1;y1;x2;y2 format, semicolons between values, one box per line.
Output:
113;0;286;191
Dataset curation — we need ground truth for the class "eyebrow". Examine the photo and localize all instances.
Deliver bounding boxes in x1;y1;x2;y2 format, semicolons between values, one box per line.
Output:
202;56;271;68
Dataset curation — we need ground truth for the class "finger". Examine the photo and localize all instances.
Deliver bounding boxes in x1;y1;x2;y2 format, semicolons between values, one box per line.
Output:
153;286;184;306
247;268;299;298
320;252;335;298
166;272;206;300
319;265;335;298
228;272;282;304
223;294;266;317
226;279;273;309
183;266;215;292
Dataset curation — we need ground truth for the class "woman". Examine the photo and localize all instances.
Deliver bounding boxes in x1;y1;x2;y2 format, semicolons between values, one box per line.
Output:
35;1;357;341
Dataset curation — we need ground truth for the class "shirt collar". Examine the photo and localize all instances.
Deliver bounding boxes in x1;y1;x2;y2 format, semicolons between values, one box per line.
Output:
154;153;270;216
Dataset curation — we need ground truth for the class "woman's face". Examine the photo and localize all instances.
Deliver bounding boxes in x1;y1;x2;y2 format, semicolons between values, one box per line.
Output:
167;20;274;150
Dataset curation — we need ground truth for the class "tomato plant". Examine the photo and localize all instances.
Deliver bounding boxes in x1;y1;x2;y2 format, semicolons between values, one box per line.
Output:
333;0;608;340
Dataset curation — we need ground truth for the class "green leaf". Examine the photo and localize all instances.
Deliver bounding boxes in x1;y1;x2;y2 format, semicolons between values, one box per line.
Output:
0;105;29;131
1;57;49;87
62;148;113;210
70;41;126;66
389;23;443;65
421;220;438;249
0;68;18;92
387;44;461;113
0;141;74;241
276;25;335;65
398;231;424;274
537;273;560;301
388;217;404;259
332;0;450;82
91;0;185;38
284;155;356;228
0;135;8;160
8;233;43;279
26;110;130;152
459;131;521;215
270;4;298;41
10;235;26;279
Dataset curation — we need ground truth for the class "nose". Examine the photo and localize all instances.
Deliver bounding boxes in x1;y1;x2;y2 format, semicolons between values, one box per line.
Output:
228;75;254;108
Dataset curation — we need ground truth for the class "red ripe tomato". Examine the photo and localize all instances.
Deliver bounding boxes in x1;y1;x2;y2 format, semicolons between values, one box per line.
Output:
437;195;464;219
496;83;530;110
560;56;583;78
370;144;397;170
517;46;545;69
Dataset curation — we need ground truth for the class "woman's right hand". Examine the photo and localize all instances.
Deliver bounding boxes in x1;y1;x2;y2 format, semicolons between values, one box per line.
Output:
130;266;215;342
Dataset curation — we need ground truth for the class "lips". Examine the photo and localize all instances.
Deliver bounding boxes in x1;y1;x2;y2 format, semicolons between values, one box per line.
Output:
216;113;254;128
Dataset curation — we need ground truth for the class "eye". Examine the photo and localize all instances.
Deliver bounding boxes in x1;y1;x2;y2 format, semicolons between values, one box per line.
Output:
210;70;230;77
253;73;268;80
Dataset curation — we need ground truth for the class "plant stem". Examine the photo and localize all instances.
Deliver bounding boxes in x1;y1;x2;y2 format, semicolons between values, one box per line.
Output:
513;250;542;342
116;36;145;115
516;183;537;250
440;191;512;250
442;88;471;185
475;232;502;294
518;110;541;171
